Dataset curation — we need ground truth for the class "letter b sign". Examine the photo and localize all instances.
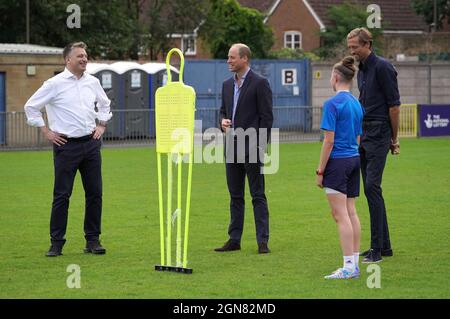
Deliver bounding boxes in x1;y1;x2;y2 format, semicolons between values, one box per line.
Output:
282;69;297;85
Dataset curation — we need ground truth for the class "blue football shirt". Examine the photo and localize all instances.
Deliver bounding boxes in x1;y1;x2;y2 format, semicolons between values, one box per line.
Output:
321;91;364;158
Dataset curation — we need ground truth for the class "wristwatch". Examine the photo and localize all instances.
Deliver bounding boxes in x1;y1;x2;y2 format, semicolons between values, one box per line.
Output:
98;120;107;127
316;169;324;176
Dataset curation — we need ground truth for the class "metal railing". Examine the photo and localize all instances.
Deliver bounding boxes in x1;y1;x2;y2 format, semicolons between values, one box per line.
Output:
0;106;323;150
0;103;419;151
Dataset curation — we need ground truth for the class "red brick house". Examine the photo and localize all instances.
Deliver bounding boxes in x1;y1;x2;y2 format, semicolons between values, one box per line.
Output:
144;0;446;60
239;0;430;55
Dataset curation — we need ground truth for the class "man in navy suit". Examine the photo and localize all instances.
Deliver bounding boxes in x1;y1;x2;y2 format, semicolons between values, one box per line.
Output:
215;43;273;254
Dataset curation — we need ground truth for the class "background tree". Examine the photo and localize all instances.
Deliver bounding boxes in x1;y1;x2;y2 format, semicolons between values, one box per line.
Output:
412;0;450;31
0;1;27;43
269;48;320;61
167;0;209;37
126;0;148;60
142;0;208;59
0;0;140;59
144;0;171;60
167;0;209;55
199;0;274;59
316;2;384;60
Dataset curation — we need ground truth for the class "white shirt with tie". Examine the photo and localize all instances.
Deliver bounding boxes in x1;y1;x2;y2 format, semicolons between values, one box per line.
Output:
24;68;112;138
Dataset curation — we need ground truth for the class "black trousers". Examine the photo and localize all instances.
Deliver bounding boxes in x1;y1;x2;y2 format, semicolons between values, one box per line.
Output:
225;161;269;244
50;136;103;246
360;121;392;251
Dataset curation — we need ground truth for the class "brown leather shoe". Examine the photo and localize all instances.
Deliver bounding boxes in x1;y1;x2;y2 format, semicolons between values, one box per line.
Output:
258;242;270;254
214;239;241;252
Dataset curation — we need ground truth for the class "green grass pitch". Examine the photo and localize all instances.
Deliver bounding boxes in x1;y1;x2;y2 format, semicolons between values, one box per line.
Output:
1;138;449;298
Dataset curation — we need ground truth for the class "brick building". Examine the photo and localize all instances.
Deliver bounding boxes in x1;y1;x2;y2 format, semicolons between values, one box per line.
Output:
0;44;64;146
162;0;448;60
0;44;64;112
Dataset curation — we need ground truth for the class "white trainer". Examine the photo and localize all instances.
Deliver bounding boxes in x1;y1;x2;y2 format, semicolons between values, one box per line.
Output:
324;267;355;279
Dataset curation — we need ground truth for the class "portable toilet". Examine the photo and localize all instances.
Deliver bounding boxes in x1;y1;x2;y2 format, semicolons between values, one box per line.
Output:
141;62;179;108
87;63;125;139
88;61;180;139
110;62;149;138
141;62;179;137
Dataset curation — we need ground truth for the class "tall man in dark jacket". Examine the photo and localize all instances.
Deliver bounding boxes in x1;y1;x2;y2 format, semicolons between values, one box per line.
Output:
347;28;401;263
215;43;273;254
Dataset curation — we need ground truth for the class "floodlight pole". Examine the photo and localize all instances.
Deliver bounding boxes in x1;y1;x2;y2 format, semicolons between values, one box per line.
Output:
26;0;30;43
433;0;437;33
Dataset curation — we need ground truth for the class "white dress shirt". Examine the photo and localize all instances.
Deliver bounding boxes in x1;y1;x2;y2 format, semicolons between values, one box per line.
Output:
24;68;112;138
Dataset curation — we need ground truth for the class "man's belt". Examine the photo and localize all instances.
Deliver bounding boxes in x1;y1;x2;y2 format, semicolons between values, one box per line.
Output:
60;133;93;142
362;120;386;126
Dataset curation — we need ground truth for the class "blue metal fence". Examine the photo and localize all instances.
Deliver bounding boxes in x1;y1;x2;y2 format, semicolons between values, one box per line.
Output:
183;59;312;129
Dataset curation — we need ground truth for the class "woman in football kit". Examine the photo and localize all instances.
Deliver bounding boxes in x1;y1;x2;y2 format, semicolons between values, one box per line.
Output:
316;56;364;279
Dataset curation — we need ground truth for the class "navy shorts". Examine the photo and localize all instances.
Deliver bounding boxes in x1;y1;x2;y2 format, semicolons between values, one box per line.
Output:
322;156;361;198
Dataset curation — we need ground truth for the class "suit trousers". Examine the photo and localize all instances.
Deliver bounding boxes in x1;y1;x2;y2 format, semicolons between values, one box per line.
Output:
360;121;392;250
225;160;269;244
50;136;103;245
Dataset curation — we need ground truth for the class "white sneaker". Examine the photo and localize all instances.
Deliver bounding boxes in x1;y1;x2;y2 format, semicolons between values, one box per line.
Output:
324;267;354;279
351;266;360;279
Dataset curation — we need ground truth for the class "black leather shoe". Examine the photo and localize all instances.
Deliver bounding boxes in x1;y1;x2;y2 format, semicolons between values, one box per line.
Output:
362;249;382;263
46;245;63;257
381;248;393;257
361;248;393;257
84;240;106;254
258;242;270;254
360;250;369;257
214;239;240;252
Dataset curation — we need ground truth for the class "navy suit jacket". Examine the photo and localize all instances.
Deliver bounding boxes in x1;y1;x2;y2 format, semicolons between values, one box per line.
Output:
219;69;273;149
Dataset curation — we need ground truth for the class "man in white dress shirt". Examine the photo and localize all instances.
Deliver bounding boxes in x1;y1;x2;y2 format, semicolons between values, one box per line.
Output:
24;42;112;257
